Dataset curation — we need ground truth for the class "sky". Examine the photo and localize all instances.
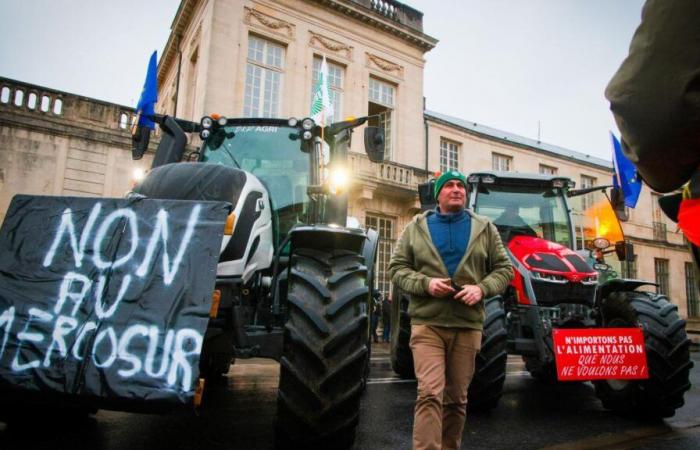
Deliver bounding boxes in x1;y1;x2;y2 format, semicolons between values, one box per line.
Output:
0;0;645;161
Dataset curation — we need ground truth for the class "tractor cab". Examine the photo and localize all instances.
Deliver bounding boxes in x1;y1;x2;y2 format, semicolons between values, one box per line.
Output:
468;171;631;280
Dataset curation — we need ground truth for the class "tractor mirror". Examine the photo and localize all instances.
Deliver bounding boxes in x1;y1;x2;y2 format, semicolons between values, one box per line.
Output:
364;126;385;163
610;186;628;221
615;240;635;262
151;116;187;169
131;125;151;160
418;180;436;211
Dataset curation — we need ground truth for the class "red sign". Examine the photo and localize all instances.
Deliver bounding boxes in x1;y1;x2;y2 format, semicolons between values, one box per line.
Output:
552;328;648;381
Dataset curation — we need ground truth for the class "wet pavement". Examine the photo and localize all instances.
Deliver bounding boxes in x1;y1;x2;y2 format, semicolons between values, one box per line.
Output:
1;343;699;449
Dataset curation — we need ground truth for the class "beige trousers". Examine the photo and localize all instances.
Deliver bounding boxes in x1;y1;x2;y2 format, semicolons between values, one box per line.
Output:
410;324;482;450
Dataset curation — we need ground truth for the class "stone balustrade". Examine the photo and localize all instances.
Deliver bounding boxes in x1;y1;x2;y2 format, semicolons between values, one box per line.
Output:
348;151;428;193
0;76;137;134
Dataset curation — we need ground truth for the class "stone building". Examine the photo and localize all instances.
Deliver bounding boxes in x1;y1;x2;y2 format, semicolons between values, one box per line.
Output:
0;0;696;335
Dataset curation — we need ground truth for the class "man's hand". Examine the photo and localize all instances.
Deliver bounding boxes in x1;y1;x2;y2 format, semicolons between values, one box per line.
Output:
427;278;456;297
454;284;483;306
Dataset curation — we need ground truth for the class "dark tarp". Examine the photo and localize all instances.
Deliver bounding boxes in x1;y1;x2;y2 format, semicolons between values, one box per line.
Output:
0;195;229;409
606;0;700;193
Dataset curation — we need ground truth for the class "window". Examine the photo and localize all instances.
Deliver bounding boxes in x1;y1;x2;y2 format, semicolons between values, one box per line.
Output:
655;258;669;296
368;78;395;160
621;254;637;279
244;35;284;117
686;262;699;317
311;57;343;123
651;192;667;241
580;175;597;210
492;153;512;172
186;47;199;120
440;138;460;172
539;164;557;175
365;214;395;296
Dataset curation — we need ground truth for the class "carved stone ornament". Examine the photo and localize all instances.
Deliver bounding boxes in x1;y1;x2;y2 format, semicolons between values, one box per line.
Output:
244;7;295;39
308;31;353;60
366;52;403;77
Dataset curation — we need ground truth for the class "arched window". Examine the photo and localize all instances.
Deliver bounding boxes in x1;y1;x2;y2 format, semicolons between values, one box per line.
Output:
14;89;24;107
41;95;50;112
0;86;10;103
27;92;37;109
53;98;63;115
119;113;128;129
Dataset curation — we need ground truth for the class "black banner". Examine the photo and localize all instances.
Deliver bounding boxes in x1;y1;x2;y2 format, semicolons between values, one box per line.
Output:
0;195;229;407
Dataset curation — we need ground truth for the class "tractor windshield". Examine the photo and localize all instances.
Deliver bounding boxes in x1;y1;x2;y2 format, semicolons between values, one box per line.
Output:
201;125;310;244
474;184;573;248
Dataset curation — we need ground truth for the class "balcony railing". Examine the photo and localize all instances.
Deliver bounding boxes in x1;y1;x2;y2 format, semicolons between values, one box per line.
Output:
348;152;428;193
350;0;424;32
652;221;667;241
0;76;136;133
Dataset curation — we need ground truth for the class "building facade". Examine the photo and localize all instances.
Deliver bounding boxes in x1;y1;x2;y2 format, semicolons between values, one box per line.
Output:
0;0;696;335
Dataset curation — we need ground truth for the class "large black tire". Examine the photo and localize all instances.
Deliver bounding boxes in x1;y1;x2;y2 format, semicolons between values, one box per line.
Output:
199;352;233;378
468;296;508;411
275;248;370;449
390;290;415;379
594;291;693;418
522;336;558;384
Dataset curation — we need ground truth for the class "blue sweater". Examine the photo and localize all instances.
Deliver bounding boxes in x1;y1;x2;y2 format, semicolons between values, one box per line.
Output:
427;209;471;278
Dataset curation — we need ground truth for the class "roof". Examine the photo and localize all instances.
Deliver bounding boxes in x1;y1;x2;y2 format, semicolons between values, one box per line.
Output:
468;170;574;184
424;110;613;171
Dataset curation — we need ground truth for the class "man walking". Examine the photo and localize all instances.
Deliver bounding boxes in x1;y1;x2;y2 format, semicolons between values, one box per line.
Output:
388;170;512;450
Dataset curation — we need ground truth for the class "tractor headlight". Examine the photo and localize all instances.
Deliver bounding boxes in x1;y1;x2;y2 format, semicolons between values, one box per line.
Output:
132;167;146;183
532;271;567;283
201;116;213;129
200;129;211;140
593;237;610;249
302;130;313;140
288;117;299;127
302;118;315;130
328;167;350;195
217;116;227;126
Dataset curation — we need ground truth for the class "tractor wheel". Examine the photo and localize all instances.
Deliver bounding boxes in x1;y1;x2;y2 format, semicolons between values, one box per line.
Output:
523;336;558;384
594;291;693;418
468;296;508;411
275;248;369;449
390;290;415;379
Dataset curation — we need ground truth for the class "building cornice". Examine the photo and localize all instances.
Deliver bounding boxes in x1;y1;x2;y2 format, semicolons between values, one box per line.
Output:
157;0;200;87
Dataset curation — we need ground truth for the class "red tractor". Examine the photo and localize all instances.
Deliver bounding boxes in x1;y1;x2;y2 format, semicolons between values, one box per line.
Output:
391;171;693;417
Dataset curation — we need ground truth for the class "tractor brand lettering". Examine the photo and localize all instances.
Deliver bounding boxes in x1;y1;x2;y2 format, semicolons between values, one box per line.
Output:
0;198;219;395
552;328;649;381
234;126;279;133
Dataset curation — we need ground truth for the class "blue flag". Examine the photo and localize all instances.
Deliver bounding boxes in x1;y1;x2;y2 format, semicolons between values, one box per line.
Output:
611;132;642;208
136;51;158;130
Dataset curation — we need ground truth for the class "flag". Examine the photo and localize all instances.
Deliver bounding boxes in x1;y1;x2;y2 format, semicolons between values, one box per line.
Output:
135;51;158;130
310;56;334;126
611;132;642;208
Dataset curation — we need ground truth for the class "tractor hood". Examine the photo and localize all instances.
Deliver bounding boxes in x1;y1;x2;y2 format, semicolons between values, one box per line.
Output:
508;236;597;282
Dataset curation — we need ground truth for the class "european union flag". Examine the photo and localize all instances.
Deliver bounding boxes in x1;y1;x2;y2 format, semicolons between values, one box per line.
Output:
135;51;158;130
611;132;642;208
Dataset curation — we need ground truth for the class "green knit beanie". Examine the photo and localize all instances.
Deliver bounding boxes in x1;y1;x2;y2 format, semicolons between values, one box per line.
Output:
434;170;467;198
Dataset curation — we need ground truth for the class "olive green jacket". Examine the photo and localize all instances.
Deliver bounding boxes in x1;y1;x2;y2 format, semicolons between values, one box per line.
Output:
388;210;513;330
